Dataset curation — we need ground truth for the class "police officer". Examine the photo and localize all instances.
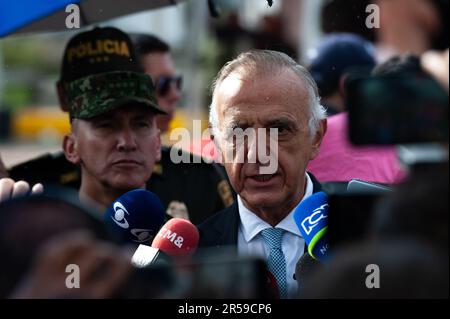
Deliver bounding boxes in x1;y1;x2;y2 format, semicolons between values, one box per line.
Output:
8;27;233;223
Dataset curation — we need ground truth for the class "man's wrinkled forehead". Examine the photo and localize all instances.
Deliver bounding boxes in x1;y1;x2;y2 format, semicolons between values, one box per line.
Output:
214;72;247;106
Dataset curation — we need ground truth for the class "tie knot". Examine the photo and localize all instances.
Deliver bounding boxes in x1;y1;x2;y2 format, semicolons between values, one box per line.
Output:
260;228;284;249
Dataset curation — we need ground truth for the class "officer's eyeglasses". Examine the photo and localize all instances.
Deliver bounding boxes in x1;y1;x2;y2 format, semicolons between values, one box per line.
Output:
156;75;183;97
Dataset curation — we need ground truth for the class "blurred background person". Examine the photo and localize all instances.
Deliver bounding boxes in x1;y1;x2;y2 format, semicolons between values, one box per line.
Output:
375;0;449;60
134;34;182;135
9;231;132;299
307;33;376;115
0;188;112;297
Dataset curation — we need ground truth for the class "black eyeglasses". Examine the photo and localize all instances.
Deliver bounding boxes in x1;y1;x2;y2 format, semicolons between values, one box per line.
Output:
155;75;183;97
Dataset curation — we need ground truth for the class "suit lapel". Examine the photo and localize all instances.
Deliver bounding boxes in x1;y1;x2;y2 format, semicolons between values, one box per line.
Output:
213;202;240;246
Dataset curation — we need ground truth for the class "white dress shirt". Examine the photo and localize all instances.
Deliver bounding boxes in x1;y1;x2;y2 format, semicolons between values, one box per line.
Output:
237;173;313;298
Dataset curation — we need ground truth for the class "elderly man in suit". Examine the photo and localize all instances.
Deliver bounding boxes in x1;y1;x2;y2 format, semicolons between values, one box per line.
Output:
198;50;327;298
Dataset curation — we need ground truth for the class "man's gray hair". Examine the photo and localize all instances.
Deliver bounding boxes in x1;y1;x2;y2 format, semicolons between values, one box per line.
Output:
209;50;327;140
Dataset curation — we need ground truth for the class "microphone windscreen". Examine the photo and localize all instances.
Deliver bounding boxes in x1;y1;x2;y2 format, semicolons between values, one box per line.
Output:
104;189;165;245
294;192;329;260
152;218;199;257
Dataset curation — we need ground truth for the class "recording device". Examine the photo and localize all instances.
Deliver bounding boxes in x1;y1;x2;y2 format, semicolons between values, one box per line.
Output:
293;192;329;260
104;189;165;245
347;74;449;145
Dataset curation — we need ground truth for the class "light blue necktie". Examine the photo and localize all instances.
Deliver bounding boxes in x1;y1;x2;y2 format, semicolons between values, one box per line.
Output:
260;227;287;298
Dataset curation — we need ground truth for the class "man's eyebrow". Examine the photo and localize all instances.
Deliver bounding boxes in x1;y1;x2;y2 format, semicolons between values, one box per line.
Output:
90;115;113;123
264;118;297;128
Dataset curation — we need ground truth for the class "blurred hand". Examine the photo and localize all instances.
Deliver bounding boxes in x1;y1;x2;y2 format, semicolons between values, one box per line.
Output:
166;200;190;221
9;231;132;299
422;49;449;91
0;178;44;203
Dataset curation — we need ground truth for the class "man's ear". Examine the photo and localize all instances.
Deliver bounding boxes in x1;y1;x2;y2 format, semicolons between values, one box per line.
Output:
63;134;81;165
310;119;327;160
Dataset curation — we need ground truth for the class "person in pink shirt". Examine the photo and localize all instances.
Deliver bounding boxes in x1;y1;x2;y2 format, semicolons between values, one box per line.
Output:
307;112;406;184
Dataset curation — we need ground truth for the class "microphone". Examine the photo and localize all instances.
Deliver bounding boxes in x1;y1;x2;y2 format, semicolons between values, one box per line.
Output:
151;218;199;257
104;189;165;245
131;218;199;269
294;191;329;261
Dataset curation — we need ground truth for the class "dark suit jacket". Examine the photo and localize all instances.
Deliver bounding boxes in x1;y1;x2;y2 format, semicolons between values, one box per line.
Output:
197;173;322;248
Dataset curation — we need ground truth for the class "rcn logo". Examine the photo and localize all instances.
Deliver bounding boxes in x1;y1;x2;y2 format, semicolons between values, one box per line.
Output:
130;229;155;243
301;204;329;236
111;202;130;229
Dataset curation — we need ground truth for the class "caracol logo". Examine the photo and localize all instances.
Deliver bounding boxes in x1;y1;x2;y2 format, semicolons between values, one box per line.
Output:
301;204;329;235
158;227;184;248
130;229;154;243
111;202;130;229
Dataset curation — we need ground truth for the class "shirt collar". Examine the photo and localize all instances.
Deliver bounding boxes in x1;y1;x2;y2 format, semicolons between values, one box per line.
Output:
238;173;314;243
